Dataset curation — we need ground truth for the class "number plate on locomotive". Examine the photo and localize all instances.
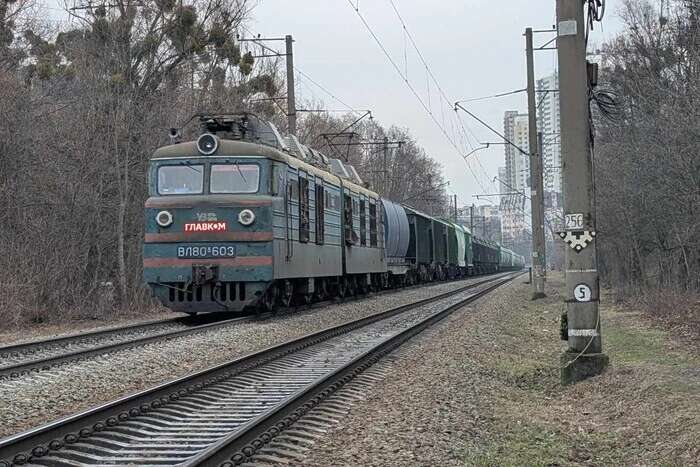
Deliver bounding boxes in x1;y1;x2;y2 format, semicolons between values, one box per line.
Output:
177;245;236;258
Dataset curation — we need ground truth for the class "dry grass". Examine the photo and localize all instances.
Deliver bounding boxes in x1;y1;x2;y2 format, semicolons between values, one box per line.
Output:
463;273;699;466
631;288;700;346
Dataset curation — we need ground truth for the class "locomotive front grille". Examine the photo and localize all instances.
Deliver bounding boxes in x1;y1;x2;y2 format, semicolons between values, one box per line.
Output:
167;282;246;303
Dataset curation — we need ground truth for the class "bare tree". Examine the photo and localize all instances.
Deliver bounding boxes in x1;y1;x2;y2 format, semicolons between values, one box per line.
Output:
595;0;700;296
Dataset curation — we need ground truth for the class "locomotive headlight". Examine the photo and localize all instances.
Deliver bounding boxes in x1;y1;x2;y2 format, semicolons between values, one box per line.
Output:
197;133;218;155
238;209;255;226
156;210;173;228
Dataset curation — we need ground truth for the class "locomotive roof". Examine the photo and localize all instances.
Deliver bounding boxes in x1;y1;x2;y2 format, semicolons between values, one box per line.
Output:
152;139;379;199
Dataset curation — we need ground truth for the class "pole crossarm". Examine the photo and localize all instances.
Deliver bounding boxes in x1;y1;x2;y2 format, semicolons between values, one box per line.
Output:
454;103;529;156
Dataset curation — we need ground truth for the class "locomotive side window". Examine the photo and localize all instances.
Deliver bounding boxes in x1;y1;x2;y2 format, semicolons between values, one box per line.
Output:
369;201;377;247
210;164;260;194
359;198;367;246
158;165;204;195
315;183;325;244
289;175;299;200
299;175;310;243
325;192;340;210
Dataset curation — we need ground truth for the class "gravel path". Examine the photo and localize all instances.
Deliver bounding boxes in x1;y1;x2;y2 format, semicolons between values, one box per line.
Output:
302;276;528;467
0;279;481;438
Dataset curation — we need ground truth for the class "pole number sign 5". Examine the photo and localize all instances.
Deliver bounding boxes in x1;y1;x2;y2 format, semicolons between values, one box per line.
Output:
565;213;584;230
574;283;592;302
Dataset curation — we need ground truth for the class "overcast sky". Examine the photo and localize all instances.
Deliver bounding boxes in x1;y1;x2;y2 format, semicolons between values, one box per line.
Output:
249;0;624;208
45;0;625;209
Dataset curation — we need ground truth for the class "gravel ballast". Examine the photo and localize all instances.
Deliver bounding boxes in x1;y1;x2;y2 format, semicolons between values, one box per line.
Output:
301;277;525;466
0;278;483;438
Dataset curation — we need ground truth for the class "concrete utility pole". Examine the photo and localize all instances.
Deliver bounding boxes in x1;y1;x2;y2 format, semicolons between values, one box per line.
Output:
470;204;475;232
382;136;389;192
556;0;609;384
285;35;297;136
526;27;547;300
537;130;547;279
453;195;458;222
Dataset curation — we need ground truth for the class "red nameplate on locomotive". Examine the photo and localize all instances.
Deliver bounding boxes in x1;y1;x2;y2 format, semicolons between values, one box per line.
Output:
183;221;227;233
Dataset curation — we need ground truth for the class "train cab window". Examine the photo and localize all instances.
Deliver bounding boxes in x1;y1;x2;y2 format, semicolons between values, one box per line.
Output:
299;177;310;243
210;164;260;193
157;164;204;195
315;184;325;244
359;199;367;246
369;202;377;247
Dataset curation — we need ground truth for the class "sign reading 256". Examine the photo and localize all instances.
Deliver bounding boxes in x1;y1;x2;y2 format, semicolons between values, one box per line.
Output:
565;213;584;230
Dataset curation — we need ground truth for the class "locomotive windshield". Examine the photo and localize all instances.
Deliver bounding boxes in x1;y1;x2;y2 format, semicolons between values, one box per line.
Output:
157;164;204;195
210;164;260;194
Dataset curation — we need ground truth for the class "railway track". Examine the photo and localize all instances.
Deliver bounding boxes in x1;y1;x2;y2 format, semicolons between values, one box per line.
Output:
0;271;521;467
0;273;511;381
0;315;248;381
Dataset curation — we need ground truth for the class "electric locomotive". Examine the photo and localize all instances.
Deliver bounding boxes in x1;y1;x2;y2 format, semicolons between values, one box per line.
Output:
143;113;384;314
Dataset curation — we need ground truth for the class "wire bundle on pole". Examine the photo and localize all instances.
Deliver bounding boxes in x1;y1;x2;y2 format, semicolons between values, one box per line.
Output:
585;0;606;45
586;0;606;29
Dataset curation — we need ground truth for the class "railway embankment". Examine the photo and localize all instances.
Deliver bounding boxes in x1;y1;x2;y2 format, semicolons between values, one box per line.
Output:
303;274;699;466
0;279;482;439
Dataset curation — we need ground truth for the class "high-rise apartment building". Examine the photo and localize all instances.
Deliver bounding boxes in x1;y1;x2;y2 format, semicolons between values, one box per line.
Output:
501;111;530;250
503;111;530;192
536;73;562;195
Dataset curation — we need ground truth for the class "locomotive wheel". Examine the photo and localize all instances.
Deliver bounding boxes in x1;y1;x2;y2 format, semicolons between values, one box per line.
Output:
314;280;328;302
280;280;294;308
337;278;348;299
295;292;312;306
358;280;369;296
346;277;357;297
260;286;276;314
369;275;379;293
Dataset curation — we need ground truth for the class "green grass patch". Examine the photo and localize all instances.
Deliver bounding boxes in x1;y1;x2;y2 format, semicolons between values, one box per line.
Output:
464;420;621;467
461;275;698;465
464;422;570;467
604;315;699;370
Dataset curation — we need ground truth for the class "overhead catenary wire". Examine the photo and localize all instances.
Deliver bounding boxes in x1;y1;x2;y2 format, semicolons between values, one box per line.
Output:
347;0;490;194
387;0;474;140
240;25;364;117
455;88;527;104
387;0;498;193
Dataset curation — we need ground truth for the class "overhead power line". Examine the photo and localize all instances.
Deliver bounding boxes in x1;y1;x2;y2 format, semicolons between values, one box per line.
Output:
347;0;490;193
240;25;364;116
455;88;527;104
387;0;501;193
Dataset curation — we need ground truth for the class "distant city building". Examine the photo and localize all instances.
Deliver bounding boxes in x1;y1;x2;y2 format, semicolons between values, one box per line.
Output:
503;111;530;192
501;111;530;249
497;167;508;194
536;73;562;195
458;204;502;243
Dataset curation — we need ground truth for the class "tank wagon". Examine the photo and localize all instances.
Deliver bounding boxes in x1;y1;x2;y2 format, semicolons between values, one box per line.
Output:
143;113;524;314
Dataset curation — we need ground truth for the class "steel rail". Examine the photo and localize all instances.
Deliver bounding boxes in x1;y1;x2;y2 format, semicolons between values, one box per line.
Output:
0;272;511;380
0;316;186;355
0;272;520;466
0;315;248;380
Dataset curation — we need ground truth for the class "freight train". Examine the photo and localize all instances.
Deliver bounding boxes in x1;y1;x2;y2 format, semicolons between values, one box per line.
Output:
143;113;524;314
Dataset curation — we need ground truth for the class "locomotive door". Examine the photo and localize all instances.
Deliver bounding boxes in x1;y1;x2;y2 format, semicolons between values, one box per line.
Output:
298;171;310;244
285;168;299;261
